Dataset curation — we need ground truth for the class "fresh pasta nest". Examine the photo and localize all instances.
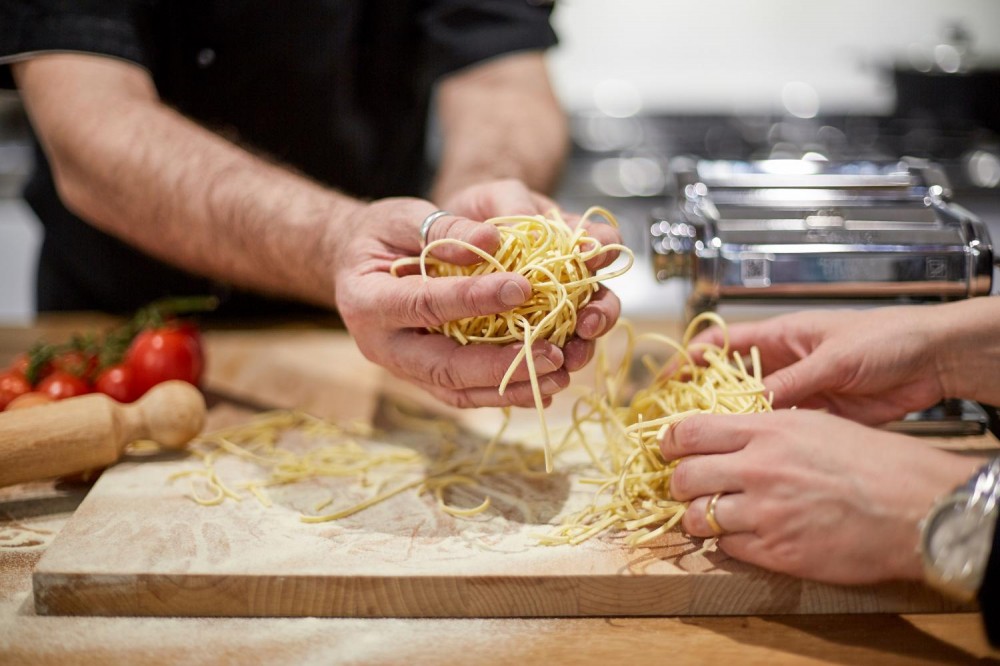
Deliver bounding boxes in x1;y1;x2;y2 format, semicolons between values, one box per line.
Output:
391;207;633;471
392;207;631;350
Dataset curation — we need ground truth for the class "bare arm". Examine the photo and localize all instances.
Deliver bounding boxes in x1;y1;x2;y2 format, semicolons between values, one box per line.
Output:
14;54;356;307
934;297;1000;407
430;51;568;204
13;52;615;409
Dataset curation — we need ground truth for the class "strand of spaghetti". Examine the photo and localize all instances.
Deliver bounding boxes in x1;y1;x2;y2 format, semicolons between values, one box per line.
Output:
300;477;425;523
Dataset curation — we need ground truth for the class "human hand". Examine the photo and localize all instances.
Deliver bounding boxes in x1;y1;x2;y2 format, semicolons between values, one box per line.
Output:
662;409;980;585
440;178;623;372
690;307;952;425
330;197;572;408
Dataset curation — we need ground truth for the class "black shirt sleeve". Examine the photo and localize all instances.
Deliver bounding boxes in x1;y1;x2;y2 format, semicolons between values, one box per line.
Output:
980;517;1000;646
0;0;156;88
419;0;557;80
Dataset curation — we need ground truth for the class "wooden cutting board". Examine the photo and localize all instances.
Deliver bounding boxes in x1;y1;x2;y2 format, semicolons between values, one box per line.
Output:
29;328;983;618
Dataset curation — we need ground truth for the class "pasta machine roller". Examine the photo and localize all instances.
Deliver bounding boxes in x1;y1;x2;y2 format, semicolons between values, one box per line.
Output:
651;158;996;318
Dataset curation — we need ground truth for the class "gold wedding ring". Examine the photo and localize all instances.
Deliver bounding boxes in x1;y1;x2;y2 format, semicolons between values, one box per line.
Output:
420;210;451;248
705;492;726;536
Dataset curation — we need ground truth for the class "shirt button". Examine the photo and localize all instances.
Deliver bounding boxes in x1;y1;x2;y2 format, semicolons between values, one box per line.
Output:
196;48;216;68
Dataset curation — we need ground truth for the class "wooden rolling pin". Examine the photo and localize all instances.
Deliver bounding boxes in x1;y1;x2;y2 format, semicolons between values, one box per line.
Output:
0;380;206;488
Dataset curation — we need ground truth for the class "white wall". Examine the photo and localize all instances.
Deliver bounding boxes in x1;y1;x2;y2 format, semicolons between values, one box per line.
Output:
548;0;1000;115
0;200;41;323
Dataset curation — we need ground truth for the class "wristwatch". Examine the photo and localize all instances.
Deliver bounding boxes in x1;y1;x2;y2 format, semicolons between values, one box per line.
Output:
920;458;1000;601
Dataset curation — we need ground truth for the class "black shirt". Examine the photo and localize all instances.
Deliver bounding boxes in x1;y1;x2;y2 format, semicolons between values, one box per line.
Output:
0;0;556;314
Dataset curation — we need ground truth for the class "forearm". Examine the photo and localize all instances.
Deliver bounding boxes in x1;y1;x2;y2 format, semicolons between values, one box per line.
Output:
430;52;568;204
933;297;1000;406
15;55;360;308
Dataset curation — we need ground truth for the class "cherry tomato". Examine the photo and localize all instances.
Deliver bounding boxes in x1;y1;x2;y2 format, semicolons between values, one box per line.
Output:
0;371;32;410
7;353;30;377
5;391;54;411
51;350;99;381
94;364;140;403
37;371;91;401
125;325;205;397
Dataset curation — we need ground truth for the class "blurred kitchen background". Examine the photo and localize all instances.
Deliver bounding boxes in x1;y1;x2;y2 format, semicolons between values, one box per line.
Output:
2;0;999;321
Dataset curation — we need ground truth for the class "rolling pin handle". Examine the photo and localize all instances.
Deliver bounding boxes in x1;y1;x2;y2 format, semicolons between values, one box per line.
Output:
120;380;207;451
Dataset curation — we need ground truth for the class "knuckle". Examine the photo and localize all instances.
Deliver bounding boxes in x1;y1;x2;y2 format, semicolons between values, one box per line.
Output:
763;538;806;576
669;462;693;500
408;288;446;327
428;359;463;391
449;390;475;409
673;417;704;452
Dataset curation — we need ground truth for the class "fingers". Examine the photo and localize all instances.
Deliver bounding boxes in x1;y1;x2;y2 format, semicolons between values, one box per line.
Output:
561;287;620;372
426;213;502;265
577;219;623;272
562;337;595;373
388;329;566;390
442;179;554;222
531;192;558;214
574;286;620;340
763;355;836;409
659;413;753;462
410;371;567;409
478;181;553;217
682;492;753;537
668;452;747;502
377;272;531;329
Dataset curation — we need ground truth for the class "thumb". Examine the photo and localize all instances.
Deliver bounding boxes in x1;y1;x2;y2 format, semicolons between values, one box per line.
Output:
763;353;839;409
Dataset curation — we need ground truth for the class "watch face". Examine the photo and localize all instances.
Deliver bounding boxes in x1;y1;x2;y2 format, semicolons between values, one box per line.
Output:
927;499;993;585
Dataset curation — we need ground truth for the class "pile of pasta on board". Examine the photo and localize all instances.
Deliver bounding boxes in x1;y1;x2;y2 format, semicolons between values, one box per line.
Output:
172;209;773;546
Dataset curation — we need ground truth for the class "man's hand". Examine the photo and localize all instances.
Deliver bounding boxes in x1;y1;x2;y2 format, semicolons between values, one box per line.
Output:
690;306;954;425
661;410;980;585
331;195;580;409
440;179;622;373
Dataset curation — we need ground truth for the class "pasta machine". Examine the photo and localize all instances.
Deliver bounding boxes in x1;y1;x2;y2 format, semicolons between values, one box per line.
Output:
650;157;998;436
651;158;996;318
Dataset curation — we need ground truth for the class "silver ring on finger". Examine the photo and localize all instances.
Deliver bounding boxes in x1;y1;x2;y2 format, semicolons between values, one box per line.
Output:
420;210;451;248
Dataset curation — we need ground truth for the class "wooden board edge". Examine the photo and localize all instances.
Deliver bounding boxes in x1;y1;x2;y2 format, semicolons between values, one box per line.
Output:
32;571;973;618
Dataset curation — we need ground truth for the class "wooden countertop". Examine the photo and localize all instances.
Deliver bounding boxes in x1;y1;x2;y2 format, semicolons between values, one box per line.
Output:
1;315;999;664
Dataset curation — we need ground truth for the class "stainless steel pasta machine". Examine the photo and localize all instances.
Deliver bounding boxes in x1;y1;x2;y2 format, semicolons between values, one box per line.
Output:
651;158;996;319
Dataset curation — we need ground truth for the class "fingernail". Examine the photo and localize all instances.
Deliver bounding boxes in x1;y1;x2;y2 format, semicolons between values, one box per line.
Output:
533;352;559;374
580;311;607;337
540;375;563;393
500;280;528;307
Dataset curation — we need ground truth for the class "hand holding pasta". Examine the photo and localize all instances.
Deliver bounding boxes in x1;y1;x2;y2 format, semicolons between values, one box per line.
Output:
688;305;956;424
661;409;980;585
332;194;576;411
542;313;774;546
391;206;632;471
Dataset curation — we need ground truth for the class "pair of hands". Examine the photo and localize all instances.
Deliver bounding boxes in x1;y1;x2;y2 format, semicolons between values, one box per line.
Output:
330;179;622;408
661;305;992;585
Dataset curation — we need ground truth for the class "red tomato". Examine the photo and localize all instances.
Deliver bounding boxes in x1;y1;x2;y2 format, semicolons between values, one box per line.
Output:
5;391;54;411
51;350;99;381
0;371;32;410
7;353;30;377
125;325;205;397
94;364;141;403
37;371;91;401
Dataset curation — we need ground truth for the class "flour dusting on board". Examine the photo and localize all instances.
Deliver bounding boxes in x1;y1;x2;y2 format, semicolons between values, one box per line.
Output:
34;400;695;579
